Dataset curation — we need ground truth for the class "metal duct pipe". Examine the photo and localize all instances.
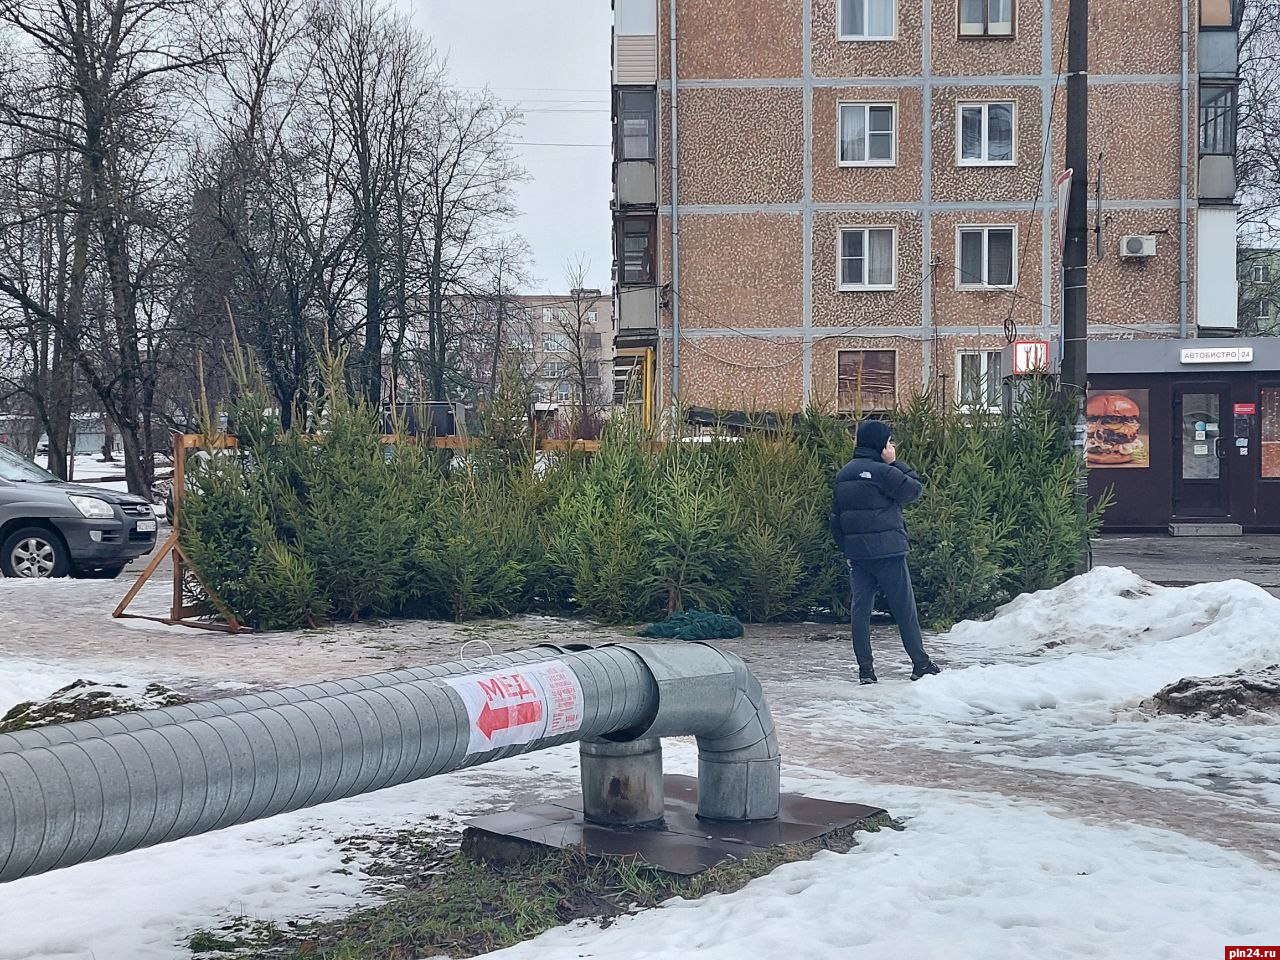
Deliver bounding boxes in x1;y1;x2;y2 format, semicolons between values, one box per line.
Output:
0;643;778;883
0;646;573;755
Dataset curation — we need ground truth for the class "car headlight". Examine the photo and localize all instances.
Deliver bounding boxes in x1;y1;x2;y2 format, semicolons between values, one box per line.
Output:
68;495;115;519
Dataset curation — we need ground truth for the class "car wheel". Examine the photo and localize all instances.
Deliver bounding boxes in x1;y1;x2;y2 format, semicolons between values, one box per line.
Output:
76;563;128;580
1;526;71;579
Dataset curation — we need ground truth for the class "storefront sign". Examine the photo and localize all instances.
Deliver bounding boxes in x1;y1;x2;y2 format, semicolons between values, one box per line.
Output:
1011;340;1050;375
1234;403;1257;416
1179;347;1254;365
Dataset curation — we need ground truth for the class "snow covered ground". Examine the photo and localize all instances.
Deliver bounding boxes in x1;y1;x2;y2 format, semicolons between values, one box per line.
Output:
0;567;1277;959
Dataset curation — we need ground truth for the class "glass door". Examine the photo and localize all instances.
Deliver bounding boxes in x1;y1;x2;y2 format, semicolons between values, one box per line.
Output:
1173;385;1230;517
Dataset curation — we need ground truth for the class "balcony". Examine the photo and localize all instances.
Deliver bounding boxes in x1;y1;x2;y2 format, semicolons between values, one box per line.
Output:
615;160;657;208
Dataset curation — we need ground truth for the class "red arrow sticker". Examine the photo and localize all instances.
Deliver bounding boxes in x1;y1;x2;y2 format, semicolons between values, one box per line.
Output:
477;699;544;740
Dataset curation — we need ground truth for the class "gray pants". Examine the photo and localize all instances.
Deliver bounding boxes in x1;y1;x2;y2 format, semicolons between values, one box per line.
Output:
849;556;931;673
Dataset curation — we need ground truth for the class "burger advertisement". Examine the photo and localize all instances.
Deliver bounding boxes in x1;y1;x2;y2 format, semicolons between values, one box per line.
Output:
1086;389;1150;469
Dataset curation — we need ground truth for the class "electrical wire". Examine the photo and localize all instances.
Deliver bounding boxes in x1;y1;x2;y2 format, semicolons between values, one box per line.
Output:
1002;14;1071;344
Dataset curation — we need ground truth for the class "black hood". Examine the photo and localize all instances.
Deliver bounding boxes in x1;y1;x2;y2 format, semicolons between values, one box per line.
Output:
855;419;892;455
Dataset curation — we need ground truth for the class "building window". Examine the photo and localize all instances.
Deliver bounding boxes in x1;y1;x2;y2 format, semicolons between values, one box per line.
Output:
839;103;896;166
1199;84;1237;156
838;0;895;39
959;0;1013;36
543;334;570;353
957;226;1016;288
544;359;570;379
587;332;603;350
838;227;897;290
837;350;897;412
618;216;655;285
1250;263;1271;283
557;382;573;402
587;310;598;324
958;102;1015;165
1262;387;1280;479
957;350;1004;410
616;89;656;161
1200;0;1233;27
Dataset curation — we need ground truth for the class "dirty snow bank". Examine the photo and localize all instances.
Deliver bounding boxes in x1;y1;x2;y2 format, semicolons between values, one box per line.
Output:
791;567;1280;807
0;677;188;733
0;658;137;721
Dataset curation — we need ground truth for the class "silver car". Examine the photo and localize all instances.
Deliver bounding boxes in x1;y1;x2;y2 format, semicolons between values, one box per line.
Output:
0;445;158;578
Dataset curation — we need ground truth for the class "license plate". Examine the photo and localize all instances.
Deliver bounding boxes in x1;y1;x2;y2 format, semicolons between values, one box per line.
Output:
136;520;157;533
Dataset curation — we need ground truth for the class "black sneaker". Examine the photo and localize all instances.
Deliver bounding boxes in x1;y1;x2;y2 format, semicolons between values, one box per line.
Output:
859;669;878;685
910;662;941;681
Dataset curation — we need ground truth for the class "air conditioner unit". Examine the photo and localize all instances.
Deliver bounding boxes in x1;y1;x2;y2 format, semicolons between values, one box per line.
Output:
1120;235;1157;258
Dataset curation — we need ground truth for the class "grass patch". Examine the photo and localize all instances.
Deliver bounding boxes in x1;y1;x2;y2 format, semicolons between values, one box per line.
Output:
188;814;897;959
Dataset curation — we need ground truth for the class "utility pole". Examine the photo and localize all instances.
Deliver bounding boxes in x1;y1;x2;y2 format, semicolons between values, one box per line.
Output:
1061;0;1088;403
1063;0;1090;574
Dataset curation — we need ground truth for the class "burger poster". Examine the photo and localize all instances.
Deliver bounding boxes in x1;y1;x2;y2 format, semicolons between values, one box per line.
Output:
1086;389;1150;469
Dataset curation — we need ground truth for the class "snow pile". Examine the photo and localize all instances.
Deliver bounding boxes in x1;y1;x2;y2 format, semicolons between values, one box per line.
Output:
830;567;1280;725
0;659;122;721
790;568;1280;807
0;677;188;733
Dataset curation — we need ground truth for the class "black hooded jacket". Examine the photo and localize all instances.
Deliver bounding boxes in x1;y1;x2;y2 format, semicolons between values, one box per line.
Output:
829;431;924;561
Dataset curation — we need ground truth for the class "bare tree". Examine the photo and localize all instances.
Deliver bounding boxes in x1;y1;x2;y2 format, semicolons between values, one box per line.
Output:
418;89;524;401
551;257;607;438
0;0;221;492
1238;0;1280;243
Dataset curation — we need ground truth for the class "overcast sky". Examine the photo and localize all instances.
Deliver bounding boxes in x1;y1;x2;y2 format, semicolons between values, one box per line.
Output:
402;0;614;294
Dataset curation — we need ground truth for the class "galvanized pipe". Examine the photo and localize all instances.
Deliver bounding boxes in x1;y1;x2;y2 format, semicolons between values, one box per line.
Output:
0;643;778;883
580;738;665;827
0;646;572;755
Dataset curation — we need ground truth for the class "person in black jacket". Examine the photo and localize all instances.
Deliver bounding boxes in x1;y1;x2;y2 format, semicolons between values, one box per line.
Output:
830;419;941;684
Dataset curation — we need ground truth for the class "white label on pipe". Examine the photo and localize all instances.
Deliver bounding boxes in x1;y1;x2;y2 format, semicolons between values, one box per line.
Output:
444;661;584;756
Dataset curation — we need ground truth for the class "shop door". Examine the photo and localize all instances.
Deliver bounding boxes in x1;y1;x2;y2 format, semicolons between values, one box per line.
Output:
1173;385;1230;517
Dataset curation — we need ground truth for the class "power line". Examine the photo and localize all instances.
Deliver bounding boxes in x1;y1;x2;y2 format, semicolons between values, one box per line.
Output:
1002;14;1071;344
510;140;611;148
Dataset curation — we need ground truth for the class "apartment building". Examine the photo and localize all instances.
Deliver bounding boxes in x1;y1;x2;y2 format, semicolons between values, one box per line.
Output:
518;292;616;411
611;0;1243;416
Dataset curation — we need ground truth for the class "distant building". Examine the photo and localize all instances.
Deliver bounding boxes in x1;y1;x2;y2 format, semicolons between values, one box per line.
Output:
519;291;615;410
1238;248;1280;336
611;0;1245;415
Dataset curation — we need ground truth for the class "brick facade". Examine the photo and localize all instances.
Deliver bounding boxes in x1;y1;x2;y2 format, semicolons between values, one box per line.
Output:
618;0;1210;414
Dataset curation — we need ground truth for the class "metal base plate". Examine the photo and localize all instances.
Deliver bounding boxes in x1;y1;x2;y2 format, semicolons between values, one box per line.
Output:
463;775;886;876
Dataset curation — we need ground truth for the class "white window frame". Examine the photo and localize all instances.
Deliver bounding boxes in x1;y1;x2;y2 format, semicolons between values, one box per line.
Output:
837;226;898;292
956;101;1017;166
543;334;570;353
837;0;897;40
958;0;1015;37
838;102;898;167
955;225;1018;289
955;350;1004;412
1250;263;1271;283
